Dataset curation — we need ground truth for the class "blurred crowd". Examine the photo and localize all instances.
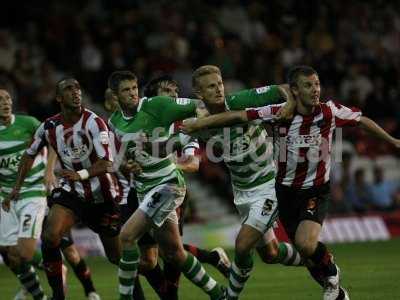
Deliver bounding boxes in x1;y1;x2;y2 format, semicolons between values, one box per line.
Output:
1;0;400;216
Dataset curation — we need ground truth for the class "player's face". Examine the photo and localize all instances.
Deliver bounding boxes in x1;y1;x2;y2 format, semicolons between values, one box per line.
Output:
196;73;225;106
0;89;12;118
117;79;139;110
293;74;320;108
157;81;179;98
58;79;82;109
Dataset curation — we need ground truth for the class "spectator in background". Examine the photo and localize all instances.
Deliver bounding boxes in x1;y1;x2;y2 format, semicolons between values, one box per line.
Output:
345;168;372;213
369;166;400;211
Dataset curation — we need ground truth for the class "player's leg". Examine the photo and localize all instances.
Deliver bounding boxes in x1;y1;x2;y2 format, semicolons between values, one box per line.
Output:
256;229;303;266
278;183;348;300
118;208;152;299
1;198;47;300
60;232;99;299
141;183;225;299
138;239;170;299
154;219;225;300
179;201;231;278
42;194;77;300
119;199;147;300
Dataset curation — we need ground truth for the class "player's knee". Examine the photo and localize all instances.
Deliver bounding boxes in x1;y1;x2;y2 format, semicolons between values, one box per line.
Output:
294;237;315;258
235;239;252;258
63;247;80;265
119;229;137;247
139;254;158;272
42;230;62;248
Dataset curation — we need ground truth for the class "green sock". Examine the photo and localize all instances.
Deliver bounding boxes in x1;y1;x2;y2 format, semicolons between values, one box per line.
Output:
118;247;140;300
181;252;223;299
227;253;254;299
272;242;303;266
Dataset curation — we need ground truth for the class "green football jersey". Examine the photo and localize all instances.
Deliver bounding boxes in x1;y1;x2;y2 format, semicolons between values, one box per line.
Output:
108;96;196;195
0;115;46;202
195;85;283;195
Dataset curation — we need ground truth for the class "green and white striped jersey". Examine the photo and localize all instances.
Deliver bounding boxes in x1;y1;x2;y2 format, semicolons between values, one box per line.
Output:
0;115;46;202
195;85;283;201
108;96;196;195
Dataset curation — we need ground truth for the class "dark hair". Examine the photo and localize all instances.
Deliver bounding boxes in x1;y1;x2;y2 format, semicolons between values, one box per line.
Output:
56;77;78;96
107;71;137;92
143;75;178;98
287;65;318;87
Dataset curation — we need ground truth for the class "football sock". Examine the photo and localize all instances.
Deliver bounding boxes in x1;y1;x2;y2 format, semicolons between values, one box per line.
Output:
118;248;140;300
163;261;182;300
181;252;223;299
309;242;337;277
142;263;169;299
15;263;46;300
270;242;303;266
42;243;65;299
227;253;253;300
70;259;95;296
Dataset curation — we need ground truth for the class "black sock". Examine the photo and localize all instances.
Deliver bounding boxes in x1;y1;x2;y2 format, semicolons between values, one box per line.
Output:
142;263;168;299
71;259;95;296
163;261;181;300
132;277;146;300
183;244;216;265
42;243;65;300
309;242;337;277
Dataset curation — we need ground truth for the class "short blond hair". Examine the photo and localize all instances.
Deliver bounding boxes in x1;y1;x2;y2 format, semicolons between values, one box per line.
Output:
192;65;221;89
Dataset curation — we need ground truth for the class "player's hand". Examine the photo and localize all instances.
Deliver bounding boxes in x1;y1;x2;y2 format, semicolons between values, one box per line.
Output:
58;169;81;181
44;171;58;193
181;118;199;134
275;100;296;122
392;138;400;149
2;187;20;212
125;159;142;175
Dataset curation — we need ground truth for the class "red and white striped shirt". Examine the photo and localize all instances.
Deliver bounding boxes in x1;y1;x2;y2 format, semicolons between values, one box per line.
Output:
27;108;119;202
248;100;362;189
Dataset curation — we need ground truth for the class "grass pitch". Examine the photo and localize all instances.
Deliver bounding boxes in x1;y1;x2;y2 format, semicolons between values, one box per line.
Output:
1;239;399;299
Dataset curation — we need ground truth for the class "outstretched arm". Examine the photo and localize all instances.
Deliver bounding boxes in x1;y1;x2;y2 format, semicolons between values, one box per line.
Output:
359;116;400;148
182;105;277;134
182;111;249;133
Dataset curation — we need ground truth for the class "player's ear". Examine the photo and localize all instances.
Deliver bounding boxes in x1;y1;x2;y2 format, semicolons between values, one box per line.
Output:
290;85;299;98
55;94;62;104
193;88;203;100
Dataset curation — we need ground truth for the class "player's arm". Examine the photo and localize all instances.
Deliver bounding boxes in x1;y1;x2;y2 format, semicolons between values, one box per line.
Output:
176;136;200;173
44;146;59;193
359;116;400;148
182;106;275;133
2;122;47;211
226;84;295;119
145;96;198;125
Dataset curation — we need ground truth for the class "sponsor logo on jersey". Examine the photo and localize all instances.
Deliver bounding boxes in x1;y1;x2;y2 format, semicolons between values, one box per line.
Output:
255;86;271;94
286;134;322;147
176;98;191;105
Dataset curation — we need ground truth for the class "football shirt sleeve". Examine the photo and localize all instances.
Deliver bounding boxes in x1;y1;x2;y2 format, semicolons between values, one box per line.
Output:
26;122;48;157
225;85;283;110
145;96;197;126
88;117;114;161
328;101;362;127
